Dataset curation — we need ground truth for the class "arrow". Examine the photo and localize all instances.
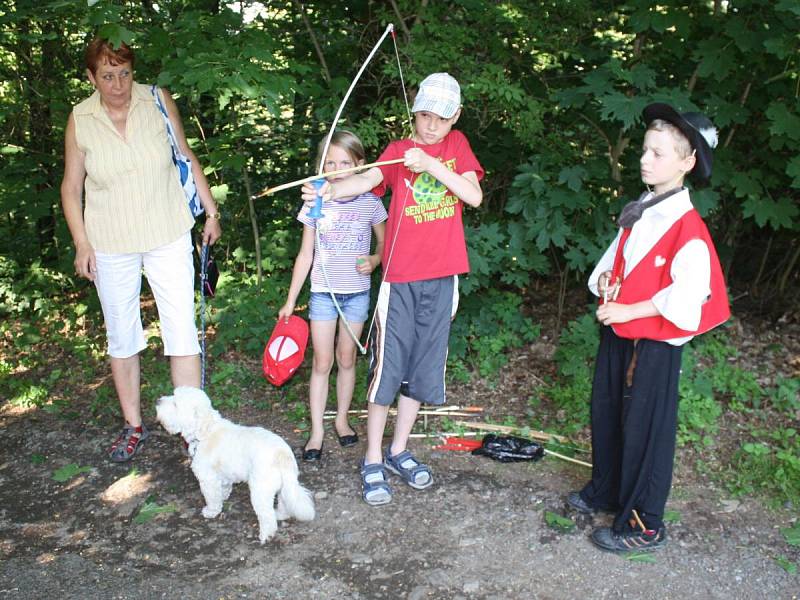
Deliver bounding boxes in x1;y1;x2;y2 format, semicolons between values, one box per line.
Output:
254;158;406;198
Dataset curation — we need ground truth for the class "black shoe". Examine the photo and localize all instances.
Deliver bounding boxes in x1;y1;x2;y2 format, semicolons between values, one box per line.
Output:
302;443;323;461
566;491;596;514
337;431;359;447
591;525;667;553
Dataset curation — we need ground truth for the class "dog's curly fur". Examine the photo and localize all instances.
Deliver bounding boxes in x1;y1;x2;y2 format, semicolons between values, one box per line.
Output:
156;387;314;543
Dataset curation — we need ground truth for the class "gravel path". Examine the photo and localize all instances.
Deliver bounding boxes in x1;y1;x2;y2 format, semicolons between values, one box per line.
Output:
1;405;797;599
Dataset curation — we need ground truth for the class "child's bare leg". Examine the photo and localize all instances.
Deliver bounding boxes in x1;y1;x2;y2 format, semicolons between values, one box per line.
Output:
307;320;337;450
389;393;421;456
365;402;390;464
334;319;364;437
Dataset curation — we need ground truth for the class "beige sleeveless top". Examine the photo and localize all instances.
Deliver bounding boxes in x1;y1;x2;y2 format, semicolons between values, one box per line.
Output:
73;82;194;254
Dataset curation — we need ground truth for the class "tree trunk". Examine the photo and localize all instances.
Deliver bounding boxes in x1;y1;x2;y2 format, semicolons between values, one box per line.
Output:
242;165;263;285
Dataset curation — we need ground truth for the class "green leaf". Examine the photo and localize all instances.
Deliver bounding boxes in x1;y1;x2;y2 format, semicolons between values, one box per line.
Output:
52;463;92;482
628;64;657;91
544;511;575;533
31;453;46;465
210;184;229;203
557;166;588;192
763;37;794;59
781;523;800;546
766;102;800;142
629;9;651;33
730;170;763;199
774;555;797;574
597;92;647;130
663;509;681;523
96;23;136;49
690;189;720;217
741;196;799;230
776;0;800;16
134;501;178;524
626;552;657;563
786;156;800;188
693;39;736;81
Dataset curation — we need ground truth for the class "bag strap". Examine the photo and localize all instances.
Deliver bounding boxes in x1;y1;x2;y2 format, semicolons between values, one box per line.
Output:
150;84;181;155
199;243;209;389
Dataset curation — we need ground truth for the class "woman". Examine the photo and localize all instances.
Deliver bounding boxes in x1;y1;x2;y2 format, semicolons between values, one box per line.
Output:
60;37;222;462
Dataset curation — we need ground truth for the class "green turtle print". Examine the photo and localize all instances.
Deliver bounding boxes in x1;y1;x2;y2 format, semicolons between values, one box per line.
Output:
412;172;447;206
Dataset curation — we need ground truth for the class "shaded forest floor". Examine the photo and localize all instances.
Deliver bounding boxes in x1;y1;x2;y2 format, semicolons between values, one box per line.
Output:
1;293;799;599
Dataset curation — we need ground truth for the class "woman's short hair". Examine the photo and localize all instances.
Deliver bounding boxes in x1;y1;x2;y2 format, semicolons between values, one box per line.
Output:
316;130;366;171
85;37;135;74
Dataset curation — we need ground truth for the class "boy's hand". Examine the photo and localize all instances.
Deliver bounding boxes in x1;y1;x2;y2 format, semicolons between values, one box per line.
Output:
597;271;620;301
596;302;632;325
355;255;378;274
301;180;333;205
278;302;295;322
404;148;436;174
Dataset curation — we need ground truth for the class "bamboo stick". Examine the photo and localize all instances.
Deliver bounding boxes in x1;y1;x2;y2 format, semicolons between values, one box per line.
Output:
322;406;482;416
408;431;481;439
453;420;571;444
543;449;592;468
324;411;478;420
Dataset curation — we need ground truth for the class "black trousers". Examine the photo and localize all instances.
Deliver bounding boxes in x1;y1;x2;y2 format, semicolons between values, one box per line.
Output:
580;326;683;532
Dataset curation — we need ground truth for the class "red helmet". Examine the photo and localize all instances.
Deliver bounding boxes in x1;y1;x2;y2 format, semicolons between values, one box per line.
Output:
262;315;309;386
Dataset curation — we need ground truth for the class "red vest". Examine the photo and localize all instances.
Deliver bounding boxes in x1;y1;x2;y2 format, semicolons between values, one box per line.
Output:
608;209;730;340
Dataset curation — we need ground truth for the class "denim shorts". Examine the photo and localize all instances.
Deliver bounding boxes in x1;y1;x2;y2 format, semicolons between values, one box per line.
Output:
309;290;370;322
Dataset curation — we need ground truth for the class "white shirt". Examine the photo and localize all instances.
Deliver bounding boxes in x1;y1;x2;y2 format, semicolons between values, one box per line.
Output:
588;189;712;346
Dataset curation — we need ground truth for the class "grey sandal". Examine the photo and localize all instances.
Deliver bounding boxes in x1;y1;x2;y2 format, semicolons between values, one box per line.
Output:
383;449;433;490
360;461;392;506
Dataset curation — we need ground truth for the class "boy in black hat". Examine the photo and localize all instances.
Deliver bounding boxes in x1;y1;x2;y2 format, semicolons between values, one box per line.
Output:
567;103;730;552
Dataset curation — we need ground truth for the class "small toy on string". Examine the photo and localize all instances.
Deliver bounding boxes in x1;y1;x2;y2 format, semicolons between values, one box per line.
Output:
307;178;326;220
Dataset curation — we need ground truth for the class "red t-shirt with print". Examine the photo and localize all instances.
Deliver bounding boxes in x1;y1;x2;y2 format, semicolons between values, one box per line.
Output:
373;129;484;283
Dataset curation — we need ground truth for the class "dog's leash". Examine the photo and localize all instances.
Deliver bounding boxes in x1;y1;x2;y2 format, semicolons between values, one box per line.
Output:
200;243;209;390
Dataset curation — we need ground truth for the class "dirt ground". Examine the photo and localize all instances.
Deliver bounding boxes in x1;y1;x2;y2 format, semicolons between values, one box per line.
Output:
1;319;799;599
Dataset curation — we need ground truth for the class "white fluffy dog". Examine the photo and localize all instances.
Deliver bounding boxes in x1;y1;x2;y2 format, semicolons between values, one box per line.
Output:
156;386;315;543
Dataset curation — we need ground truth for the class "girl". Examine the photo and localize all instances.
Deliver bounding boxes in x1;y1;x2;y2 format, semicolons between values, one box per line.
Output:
278;130;387;461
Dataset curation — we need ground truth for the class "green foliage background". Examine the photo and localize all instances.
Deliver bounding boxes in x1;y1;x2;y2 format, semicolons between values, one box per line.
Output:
2;0;798;323
0;0;798;505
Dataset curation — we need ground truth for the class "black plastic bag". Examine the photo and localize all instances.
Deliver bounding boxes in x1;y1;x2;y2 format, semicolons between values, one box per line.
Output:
471;434;545;463
194;244;220;297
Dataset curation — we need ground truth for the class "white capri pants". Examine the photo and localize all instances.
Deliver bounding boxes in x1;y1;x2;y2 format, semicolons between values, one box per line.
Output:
94;232;200;358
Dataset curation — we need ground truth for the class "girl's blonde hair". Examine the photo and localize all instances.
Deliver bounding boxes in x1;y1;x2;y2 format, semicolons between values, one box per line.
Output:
316;130;366;172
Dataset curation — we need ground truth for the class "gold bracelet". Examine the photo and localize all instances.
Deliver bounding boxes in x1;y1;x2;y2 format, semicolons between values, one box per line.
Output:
207;212;220;220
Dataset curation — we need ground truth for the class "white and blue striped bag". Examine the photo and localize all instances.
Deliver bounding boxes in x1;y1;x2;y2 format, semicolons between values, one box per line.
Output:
150;85;204;218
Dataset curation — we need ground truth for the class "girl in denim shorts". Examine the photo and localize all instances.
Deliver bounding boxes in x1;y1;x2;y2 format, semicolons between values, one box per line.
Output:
278;130;387;461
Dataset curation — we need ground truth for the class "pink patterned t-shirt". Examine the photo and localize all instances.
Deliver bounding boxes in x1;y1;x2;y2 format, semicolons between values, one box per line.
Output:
298;192;388;293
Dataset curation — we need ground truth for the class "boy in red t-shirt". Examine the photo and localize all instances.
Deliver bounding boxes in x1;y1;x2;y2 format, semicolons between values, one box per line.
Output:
302;73;484;505
568;103;730;552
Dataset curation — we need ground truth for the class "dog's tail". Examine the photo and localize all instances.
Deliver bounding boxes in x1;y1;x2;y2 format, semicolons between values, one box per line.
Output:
276;450;315;522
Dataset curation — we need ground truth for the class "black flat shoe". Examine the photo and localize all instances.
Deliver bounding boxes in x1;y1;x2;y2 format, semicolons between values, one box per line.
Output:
302;443;323;461
337;431;359;447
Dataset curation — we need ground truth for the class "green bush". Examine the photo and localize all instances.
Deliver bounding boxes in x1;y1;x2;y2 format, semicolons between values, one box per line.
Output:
539;311;599;433
449;288;540;378
729;428;800;508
